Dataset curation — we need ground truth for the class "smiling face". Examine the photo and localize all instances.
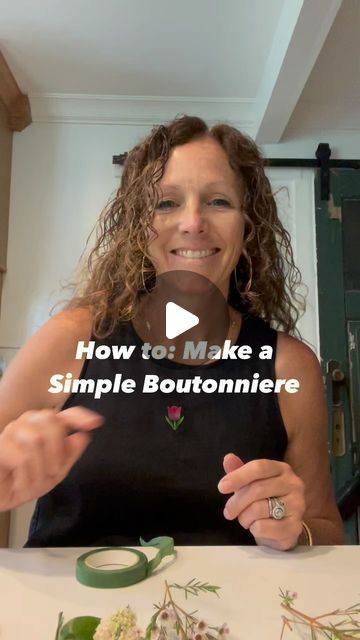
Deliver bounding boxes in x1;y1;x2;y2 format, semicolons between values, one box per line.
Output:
147;136;245;299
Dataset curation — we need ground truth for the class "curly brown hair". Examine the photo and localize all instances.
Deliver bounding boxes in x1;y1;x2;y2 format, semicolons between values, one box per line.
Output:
65;115;304;338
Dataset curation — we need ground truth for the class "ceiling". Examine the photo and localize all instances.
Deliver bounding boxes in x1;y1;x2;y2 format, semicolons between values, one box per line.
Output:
0;0;284;97
1;0;358;143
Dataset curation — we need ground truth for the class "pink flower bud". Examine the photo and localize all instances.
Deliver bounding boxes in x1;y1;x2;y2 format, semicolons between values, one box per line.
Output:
167;406;182;421
218;623;230;636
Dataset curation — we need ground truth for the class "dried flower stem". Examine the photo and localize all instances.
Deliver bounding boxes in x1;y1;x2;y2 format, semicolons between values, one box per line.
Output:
280;599;360;639
165;581;187;640
145;580;224;640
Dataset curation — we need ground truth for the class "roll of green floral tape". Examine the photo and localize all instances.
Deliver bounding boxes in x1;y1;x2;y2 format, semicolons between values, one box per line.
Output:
76;536;175;588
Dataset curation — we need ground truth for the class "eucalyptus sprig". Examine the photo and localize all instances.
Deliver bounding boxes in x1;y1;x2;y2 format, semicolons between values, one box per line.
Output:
279;587;360;639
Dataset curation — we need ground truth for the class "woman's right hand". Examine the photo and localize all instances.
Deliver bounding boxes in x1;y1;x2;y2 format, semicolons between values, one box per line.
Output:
0;407;103;511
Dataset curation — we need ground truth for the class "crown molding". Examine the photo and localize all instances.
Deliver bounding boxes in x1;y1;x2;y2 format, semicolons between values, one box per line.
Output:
29;93;256;133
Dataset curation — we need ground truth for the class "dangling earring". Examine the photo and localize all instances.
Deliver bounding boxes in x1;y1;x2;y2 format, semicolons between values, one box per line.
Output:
141;255;155;293
141;255;148;292
244;255;253;293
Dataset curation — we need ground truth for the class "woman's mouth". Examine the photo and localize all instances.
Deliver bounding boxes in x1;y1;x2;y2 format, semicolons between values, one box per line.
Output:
171;248;220;259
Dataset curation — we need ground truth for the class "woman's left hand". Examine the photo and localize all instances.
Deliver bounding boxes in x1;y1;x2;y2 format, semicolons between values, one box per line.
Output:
218;453;306;550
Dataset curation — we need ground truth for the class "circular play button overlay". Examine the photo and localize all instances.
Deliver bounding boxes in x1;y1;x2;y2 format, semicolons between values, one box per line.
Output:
132;270;230;365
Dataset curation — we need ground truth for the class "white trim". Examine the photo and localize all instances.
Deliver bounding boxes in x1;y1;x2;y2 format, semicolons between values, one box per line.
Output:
266;168;319;354
29;93;256;131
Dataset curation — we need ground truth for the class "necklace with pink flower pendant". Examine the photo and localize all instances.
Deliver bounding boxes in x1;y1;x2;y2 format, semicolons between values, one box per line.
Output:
165;406;184;431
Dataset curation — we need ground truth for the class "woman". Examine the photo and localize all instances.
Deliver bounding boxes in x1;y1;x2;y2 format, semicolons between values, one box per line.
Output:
0;115;343;548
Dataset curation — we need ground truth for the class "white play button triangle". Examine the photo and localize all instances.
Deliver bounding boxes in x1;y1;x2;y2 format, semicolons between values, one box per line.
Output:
166;301;199;339
133;271;230;364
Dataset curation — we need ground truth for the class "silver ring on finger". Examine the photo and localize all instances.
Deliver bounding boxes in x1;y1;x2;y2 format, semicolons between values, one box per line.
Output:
268;496;286;520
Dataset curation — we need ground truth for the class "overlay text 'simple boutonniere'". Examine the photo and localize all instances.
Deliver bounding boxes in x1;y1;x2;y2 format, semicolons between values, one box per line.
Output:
165;406;184;431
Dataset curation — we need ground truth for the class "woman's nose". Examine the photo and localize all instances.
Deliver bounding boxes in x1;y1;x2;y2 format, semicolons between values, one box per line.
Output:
178;202;207;234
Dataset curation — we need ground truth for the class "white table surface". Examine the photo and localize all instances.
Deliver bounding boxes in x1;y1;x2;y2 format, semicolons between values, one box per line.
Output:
0;545;359;639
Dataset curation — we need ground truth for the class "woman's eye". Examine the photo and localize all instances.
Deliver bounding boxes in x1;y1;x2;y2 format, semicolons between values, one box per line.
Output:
157;200;177;210
210;198;231;207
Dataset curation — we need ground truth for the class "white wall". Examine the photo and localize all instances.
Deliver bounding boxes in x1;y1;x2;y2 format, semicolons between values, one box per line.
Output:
0;122;149;346
0;120;331;546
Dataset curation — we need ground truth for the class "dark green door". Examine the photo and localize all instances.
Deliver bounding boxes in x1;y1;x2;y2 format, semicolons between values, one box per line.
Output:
315;169;360;543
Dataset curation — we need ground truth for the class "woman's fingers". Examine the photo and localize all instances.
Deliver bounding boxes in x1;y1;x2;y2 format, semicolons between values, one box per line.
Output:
12;411;67;478
218;458;286;494
223;475;305;521
0;407;104;510
235;496;275;529
226;494;299;529
223;453;244;474
62;431;92;475
0;436;47;509
218;456;306;550
56;406;104;433
249;516;303;551
2;408;100;479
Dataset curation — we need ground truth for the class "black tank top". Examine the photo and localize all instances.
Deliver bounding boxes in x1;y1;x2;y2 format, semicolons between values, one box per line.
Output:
26;314;288;547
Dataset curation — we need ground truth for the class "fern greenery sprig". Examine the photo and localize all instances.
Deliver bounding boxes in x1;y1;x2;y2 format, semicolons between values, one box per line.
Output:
170;579;221;600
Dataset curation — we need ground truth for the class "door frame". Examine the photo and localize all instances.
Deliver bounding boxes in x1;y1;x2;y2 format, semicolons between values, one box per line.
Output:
315;168;360;542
